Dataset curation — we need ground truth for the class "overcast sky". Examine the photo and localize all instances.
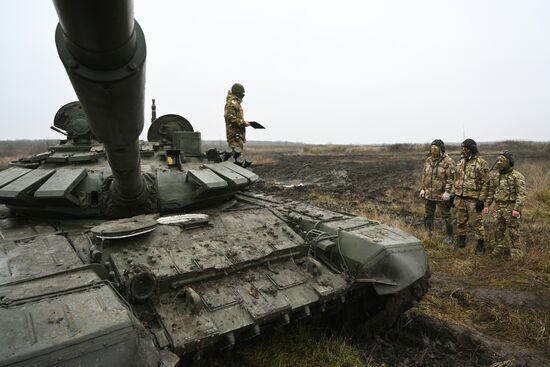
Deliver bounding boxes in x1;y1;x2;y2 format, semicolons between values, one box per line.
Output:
1;0;549;144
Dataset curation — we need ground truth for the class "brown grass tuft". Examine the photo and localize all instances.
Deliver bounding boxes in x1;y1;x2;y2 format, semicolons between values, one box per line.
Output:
202;325;379;367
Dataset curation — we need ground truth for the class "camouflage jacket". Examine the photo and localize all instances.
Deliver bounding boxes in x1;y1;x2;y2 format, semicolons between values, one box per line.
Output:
224;91;246;128
421;154;455;201
452;154;489;201
486;169;526;212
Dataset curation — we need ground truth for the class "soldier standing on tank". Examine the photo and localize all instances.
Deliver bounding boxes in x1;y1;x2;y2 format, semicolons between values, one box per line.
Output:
419;139;455;243
224;83;250;150
483;151;526;259
451;138;489;255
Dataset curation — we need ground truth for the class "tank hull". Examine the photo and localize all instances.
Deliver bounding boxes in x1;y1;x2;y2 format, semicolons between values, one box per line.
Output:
0;190;428;365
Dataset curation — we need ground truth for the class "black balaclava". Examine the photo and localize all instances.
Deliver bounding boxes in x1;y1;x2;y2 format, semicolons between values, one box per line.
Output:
231;83;245;99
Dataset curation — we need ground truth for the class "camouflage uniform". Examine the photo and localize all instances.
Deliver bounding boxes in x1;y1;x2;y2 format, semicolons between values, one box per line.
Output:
486;169;526;254
224;91;246;149
421;153;455;232
452;154;489;241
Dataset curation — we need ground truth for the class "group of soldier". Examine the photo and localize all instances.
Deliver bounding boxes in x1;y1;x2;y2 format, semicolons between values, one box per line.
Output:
224;83;527;259
420;138;526;259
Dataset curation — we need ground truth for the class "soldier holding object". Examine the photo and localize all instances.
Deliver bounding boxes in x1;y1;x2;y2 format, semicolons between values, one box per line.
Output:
224;83;250;150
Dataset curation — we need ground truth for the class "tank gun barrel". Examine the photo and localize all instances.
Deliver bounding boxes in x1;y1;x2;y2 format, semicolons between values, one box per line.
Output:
53;0;146;199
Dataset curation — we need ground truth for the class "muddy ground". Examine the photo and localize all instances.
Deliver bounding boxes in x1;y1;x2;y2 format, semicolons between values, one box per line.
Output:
235;145;550;367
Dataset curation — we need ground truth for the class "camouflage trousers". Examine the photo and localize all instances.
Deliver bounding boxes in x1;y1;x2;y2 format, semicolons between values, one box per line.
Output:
225;123;246;150
493;202;520;250
424;200;452;229
455;197;485;240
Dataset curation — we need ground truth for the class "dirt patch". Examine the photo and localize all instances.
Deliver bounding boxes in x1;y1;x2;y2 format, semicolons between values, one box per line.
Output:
431;275;550;311
251;152;423;200
358;311;496;367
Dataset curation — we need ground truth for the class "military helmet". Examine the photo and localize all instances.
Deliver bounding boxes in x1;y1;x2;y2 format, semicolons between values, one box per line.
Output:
431;139;445;153
498;150;515;167
461;138;478;154
231;83;245;99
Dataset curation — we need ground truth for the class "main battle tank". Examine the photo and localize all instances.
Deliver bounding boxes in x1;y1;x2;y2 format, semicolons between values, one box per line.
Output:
0;1;429;366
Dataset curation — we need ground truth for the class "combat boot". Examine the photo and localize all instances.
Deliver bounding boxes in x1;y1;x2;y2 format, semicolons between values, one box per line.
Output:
456;235;466;249
424;218;434;236
475;239;486;256
443;223;453;244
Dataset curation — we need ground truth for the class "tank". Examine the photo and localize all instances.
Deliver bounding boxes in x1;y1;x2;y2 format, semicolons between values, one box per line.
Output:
0;1;429;366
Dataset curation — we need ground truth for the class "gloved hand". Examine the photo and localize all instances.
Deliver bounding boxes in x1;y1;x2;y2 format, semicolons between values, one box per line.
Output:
475;200;484;212
442;192;451;201
419;189;425;199
512;210;521;218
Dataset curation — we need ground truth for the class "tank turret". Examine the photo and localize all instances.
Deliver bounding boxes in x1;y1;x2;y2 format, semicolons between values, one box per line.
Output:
0;1;258;218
